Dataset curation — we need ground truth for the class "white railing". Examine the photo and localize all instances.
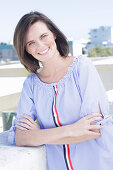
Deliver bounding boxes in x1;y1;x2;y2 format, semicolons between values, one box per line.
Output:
0;131;48;170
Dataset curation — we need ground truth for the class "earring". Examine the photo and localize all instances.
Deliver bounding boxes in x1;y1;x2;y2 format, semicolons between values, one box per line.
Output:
37;61;43;73
39;61;43;67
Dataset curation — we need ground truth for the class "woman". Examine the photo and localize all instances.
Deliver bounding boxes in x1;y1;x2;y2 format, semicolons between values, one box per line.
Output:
8;11;113;170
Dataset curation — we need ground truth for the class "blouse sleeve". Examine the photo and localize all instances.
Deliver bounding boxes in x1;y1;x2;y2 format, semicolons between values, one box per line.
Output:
75;55;109;118
8;74;37;145
75;56;113;167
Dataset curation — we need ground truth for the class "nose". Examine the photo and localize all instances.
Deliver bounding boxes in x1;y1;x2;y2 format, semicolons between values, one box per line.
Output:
35;40;46;52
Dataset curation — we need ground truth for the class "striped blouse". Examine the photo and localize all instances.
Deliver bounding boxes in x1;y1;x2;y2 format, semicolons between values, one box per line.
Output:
8;55;113;170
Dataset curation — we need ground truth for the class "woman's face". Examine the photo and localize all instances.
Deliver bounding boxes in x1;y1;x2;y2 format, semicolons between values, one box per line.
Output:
25;21;58;63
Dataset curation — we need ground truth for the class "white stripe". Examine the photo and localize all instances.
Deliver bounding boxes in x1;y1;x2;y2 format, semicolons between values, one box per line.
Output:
53;97;59;127
53;85;73;169
65;144;72;170
54;85;58;93
53;105;59;126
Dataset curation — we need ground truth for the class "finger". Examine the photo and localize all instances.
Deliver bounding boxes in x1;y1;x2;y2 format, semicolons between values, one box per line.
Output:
16;125;28;130
21;114;35;124
90;122;96;125
90;129;100;133
18;118;34;127
84;113;102;120
88;133;101;139
88;116;103;123
88;130;101;136
17;122;32;130
89;125;104;130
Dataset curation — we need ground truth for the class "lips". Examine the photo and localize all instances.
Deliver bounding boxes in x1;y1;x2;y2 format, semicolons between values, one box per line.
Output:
38;48;49;55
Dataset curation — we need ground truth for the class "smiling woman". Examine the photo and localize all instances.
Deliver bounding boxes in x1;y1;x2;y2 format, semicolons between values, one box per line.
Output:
25;21;57;63
8;11;113;170
13;11;69;74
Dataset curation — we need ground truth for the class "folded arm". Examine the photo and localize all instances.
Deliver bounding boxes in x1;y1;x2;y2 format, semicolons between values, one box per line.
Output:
15;113;103;146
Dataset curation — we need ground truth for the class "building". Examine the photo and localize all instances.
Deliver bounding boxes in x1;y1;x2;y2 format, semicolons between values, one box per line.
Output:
87;26;113;51
0;43;18;64
68;40;74;56
68;40;84;56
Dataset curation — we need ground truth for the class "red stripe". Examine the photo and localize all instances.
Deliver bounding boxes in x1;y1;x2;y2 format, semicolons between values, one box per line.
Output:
67;144;74;170
54;85;73;170
54;94;62;126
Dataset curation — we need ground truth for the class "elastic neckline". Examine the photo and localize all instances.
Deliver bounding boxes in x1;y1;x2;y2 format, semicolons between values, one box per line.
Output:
34;56;77;87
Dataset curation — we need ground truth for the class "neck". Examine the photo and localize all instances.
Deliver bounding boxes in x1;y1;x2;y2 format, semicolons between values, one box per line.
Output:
39;52;67;77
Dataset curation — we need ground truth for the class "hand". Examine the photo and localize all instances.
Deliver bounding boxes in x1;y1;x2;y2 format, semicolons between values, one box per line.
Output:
70;113;103;143
17;114;40;131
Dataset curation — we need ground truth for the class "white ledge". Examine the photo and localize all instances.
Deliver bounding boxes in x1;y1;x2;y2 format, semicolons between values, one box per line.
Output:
0;131;48;170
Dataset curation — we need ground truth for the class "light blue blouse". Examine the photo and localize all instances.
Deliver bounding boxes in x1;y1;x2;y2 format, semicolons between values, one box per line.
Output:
8;55;113;170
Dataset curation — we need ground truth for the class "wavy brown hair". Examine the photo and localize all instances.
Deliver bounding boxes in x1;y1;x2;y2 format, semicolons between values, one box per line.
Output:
13;11;69;73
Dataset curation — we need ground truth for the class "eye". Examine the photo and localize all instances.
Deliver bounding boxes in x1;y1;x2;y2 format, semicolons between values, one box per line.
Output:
28;42;35;46
41;34;48;39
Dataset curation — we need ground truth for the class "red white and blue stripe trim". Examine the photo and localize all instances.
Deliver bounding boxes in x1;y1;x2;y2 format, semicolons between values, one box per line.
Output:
52;85;74;170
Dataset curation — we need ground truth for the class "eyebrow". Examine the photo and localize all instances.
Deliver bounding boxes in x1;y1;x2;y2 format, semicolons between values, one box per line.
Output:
40;33;48;38
26;33;48;46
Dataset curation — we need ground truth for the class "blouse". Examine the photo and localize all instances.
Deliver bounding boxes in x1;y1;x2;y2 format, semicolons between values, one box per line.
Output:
8;55;113;170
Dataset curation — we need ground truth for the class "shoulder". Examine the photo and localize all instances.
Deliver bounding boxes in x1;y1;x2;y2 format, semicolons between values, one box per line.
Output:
23;73;37;91
24;73;36;84
76;55;93;68
75;55;96;76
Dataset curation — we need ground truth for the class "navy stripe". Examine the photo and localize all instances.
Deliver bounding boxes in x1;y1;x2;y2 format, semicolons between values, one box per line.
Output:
52;85;71;170
63;145;70;170
52;108;58;127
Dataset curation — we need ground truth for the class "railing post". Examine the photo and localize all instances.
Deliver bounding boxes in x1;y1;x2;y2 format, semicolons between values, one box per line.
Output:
2;111;17;131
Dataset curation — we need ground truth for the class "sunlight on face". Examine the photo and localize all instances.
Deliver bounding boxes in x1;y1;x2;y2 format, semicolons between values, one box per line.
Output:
25;21;57;62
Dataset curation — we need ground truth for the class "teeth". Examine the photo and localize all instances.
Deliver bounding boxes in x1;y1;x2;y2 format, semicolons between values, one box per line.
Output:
39;48;49;54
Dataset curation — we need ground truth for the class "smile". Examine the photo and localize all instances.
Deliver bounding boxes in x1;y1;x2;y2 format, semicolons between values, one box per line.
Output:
38;48;49;55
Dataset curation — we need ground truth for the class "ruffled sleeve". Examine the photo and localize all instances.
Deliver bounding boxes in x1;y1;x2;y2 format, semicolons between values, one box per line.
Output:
8;74;37;145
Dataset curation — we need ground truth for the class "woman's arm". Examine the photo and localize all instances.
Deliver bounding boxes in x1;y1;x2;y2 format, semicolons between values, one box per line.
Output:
15;113;103;146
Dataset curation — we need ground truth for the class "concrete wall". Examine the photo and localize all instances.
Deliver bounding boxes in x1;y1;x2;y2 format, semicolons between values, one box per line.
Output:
0;67;28;77
0;63;29;115
0;93;21;114
0;131;48;170
96;64;113;91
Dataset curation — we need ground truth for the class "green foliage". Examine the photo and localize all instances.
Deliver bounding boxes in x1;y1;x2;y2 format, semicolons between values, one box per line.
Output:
26;72;31;77
88;46;113;57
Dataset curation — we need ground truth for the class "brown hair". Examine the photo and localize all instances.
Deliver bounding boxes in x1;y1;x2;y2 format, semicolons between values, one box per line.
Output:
13;11;69;73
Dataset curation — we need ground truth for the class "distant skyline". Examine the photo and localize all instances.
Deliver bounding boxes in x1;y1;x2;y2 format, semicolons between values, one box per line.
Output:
0;0;113;43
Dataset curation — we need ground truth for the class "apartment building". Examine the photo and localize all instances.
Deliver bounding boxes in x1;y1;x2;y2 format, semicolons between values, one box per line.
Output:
87;26;113;51
0;43;18;63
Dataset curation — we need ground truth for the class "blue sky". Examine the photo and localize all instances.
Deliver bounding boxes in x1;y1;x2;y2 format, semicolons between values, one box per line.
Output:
0;0;113;43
